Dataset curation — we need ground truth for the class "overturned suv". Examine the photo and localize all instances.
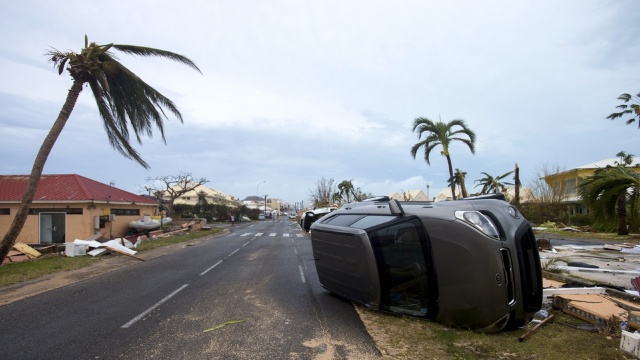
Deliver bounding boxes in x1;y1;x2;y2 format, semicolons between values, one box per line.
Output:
309;195;542;332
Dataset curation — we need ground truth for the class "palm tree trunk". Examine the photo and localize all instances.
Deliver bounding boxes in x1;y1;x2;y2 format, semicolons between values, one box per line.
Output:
0;80;83;264
446;155;456;200
514;163;520;205
617;195;629;235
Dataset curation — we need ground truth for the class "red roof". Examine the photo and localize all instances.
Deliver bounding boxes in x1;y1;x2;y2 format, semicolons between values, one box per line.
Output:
0;174;157;204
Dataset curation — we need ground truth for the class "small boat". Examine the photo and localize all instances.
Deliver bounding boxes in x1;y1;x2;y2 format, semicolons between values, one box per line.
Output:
129;215;172;231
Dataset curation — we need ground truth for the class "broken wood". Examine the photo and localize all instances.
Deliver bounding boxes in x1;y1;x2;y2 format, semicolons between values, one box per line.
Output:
13;242;41;259
519;314;555;342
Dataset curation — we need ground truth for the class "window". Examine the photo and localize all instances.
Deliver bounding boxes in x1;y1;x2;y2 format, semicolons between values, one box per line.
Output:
111;209;141;216
368;218;435;317
0;208;9;215
29;208;82;215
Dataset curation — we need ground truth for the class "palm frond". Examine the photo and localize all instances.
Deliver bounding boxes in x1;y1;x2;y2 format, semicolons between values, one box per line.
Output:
112;44;202;74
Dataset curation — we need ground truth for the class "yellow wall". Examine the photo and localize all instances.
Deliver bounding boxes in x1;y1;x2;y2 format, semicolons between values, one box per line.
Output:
0;202;157;244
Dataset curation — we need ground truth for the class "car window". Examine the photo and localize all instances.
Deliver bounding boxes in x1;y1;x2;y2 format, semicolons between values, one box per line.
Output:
368;218;434;317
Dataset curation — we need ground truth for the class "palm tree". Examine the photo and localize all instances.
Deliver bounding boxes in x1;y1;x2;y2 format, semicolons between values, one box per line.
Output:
0;35;201;264
578;164;640;235
607;92;640;127
410;117;476;200
335;179;356;205
447;168;469;198
474;171;514;195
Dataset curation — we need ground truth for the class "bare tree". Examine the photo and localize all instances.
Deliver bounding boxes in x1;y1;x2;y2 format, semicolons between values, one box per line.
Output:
145;172;208;216
309;177;336;208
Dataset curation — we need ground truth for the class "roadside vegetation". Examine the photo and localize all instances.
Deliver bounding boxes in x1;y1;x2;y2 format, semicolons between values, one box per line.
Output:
357;306;627;359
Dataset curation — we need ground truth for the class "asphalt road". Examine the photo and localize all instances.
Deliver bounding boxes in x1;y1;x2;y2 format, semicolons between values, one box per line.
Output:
0;218;381;359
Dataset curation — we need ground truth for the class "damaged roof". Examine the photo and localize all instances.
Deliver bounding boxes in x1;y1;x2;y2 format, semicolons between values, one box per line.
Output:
0;174;157;205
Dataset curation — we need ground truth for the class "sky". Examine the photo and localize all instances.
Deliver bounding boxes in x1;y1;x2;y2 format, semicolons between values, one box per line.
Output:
1;0;639;206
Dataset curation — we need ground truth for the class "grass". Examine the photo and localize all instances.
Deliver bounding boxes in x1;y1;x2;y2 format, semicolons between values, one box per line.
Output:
357;306;629;359
0;228;225;288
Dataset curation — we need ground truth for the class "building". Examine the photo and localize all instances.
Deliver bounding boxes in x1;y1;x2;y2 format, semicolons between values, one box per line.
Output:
0;174;159;244
168;183;239;207
543;157;640;215
388;190;430;201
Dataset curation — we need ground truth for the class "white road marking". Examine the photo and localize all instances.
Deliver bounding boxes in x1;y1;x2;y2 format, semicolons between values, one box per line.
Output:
299;265;306;283
200;260;223;275
122;284;189;328
255;233;263;236
269;233;276;237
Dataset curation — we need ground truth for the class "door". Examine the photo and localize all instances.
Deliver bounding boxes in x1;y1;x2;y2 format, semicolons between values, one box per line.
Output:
39;213;66;243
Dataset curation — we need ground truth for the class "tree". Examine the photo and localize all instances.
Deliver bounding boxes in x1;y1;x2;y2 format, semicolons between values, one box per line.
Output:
607;92;640;127
577;153;640;235
513;163;521;205
448;168;469;199
0;36;200;264
410;117;476;200
474;171;514;195
309;177;336;208
144;172;208;216
333;179;358;205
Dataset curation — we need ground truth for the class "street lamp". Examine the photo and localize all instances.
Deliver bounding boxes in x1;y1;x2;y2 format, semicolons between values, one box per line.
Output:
256;180;266;196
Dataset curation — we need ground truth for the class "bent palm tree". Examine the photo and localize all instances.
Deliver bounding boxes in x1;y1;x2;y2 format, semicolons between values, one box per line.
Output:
607;92;640;127
410;117;476;200
474;171;514;195
578;166;640;235
0;35;201;264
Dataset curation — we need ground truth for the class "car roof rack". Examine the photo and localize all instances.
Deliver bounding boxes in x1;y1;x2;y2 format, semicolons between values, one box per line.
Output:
363;196;390;202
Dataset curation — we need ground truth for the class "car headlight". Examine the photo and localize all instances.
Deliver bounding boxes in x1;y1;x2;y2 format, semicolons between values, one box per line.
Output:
455;211;500;239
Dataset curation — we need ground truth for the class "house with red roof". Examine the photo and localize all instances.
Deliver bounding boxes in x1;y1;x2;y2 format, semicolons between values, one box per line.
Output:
0;174;159;244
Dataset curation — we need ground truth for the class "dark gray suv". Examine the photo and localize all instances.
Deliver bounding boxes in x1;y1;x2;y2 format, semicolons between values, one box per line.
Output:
309;195;542;332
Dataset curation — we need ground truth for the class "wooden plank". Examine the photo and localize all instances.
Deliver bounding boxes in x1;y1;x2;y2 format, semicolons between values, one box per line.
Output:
13;242;41;258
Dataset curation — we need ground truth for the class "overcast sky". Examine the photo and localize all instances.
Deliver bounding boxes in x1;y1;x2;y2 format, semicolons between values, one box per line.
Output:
1;0;639;206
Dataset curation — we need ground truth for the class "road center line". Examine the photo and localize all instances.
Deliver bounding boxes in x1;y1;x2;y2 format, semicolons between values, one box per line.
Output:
121;284;189;329
299;265;306;283
200;260;223;275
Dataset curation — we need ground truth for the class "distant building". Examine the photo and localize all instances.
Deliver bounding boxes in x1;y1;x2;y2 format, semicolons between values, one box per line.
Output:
166;183;240;207
388;190;430;201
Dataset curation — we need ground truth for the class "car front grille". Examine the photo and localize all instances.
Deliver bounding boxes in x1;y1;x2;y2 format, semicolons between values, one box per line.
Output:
514;224;543;312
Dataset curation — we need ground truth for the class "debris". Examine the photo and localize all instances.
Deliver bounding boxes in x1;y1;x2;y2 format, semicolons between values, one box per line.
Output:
203;319;246;333
68;239;144;261
552;293;633;328
567;261;599;269
519;314;555;342
13;242;41;259
620;330;640;357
